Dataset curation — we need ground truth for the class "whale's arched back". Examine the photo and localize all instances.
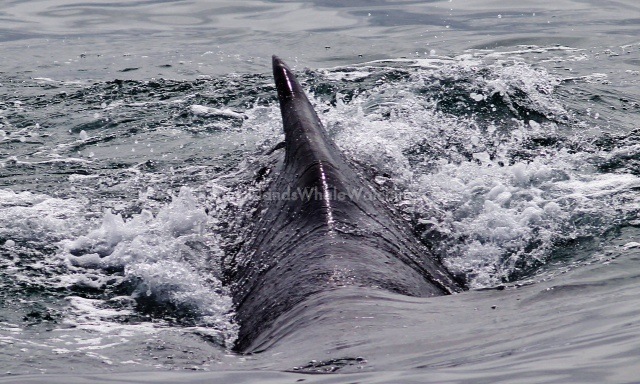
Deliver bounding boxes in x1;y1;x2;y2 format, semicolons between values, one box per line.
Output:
227;56;462;352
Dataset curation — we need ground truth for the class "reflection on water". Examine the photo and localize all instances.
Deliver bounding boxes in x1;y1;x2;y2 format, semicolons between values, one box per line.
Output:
1;0;639;78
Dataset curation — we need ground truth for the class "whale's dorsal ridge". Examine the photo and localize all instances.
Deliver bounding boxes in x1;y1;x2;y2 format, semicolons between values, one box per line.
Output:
228;56;463;352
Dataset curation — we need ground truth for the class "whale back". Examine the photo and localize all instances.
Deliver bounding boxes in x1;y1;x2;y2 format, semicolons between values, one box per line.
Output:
227;56;462;352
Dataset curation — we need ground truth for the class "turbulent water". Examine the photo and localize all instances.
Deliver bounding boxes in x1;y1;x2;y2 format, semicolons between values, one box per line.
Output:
1;1;640;383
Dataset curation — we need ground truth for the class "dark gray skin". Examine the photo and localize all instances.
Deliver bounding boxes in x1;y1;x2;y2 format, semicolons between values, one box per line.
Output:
227;56;463;352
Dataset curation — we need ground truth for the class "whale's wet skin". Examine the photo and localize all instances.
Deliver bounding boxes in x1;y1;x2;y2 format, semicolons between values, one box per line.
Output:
228;56;461;352
2;1;640;380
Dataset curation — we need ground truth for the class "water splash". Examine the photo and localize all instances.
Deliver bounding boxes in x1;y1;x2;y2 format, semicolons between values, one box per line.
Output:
61;187;238;347
315;54;640;287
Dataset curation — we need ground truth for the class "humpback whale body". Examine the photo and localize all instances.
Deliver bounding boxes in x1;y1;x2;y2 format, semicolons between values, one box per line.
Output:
227;56;462;352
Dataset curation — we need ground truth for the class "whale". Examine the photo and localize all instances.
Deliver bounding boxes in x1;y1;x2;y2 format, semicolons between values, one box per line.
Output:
225;56;463;352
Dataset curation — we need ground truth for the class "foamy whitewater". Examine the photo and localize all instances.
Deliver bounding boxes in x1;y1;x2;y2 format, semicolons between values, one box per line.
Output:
1;15;640;380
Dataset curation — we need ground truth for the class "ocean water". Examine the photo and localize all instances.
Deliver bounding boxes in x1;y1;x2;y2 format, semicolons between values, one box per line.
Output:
1;0;640;383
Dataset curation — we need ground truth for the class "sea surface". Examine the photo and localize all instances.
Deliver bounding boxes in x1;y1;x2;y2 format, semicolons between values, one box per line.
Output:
1;1;640;383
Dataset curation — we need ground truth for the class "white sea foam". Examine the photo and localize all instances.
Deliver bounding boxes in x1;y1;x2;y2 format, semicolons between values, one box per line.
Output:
60;187;238;347
0;189;87;242
316;56;639;288
190;104;245;119
0;185;240;350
